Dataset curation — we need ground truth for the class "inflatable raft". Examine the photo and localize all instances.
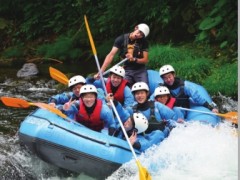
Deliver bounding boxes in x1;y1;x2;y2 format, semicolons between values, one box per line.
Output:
18;108;140;179
92;69;220;125
18;70;219;178
147;70;220;126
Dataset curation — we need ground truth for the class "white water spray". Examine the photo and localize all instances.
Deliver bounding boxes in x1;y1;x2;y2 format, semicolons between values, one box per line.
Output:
107;122;238;180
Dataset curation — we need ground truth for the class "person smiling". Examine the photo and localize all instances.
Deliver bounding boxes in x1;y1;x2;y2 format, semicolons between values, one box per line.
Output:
60;84;116;135
129;82;178;137
104;65;134;113
48;75;86;107
159;64;218;117
94;23;150;87
154;86;185;123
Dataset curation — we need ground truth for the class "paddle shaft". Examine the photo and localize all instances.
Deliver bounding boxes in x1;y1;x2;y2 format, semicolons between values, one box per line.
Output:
177;107;237;122
102;58;128;76
0;96;69;120
84;15;139;161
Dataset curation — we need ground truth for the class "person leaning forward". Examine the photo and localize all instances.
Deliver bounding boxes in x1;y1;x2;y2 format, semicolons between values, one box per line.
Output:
94;23;150;87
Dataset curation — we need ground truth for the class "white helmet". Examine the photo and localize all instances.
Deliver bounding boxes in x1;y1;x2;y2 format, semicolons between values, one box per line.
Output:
138;23;150;37
154;86;170;97
159;65;175;77
80;84;97;96
133;112;148;134
131;82;149;93
109;65;125;78
68;75;86;88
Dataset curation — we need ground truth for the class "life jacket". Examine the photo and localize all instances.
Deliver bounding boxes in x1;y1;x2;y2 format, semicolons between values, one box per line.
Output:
75;99;104;132
166;97;176;109
133;101;166;133
122;34;145;69
164;78;190;108
106;77;128;104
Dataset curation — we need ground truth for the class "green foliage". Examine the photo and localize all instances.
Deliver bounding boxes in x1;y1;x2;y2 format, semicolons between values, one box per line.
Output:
0;18;8;29
2;46;24;58
147;44;191;70
199;16;222;30
19;0;82;40
174;57;212;84
195;0;237;50
94;39;114;62
203;63;237;98
148;44;212;84
36;36;82;61
0;0;237;98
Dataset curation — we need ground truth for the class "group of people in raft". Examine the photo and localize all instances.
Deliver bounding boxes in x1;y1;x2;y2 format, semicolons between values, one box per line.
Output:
48;64;219;153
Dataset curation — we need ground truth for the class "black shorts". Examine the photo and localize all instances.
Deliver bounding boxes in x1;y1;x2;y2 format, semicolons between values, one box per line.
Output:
124;67;148;87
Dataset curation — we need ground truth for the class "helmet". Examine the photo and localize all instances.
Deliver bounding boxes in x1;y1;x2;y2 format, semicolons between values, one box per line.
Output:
159;65;175;77
154;86;170;97
138;23;150;37
133;112;148;134
131;82;149;93
80;84;97;96
68;75;86;88
109;66;125;78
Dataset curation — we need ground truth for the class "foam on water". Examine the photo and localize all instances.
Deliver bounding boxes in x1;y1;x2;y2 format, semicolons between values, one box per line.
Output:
107;122;238;180
27;87;56;92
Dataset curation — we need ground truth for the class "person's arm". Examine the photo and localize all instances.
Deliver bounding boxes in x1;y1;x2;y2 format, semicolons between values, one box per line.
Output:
126;50;148;64
114;101;130;123
134;51;148;64
57;100;79;119
184;82;218;112
94;47;118;79
155;102;178;121
123;86;135;108
138;130;165;152
48;92;71;106
100;103;117;135
131;38;149;64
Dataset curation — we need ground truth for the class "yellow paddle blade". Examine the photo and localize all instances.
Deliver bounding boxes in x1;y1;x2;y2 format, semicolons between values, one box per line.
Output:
84;15;97;56
29;102;67;119
49;67;68;85
84;15;151;179
136;160;152;180
1;97;30;108
218;112;238;124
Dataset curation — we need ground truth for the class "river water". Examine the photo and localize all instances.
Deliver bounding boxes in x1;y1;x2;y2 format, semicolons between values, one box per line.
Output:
0;64;238;180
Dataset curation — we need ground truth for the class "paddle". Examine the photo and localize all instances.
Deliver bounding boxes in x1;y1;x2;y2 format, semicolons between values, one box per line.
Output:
1;97;67;119
84;15;151;180
49;59;128;85
102;58;128;76
177;107;238;124
49;67;69;85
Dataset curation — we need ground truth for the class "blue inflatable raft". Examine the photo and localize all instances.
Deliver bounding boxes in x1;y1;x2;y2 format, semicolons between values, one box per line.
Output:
147;70;220;126
19;70;219;178
19;108;140;179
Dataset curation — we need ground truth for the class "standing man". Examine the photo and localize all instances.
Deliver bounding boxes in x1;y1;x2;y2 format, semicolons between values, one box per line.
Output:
94;23;150;87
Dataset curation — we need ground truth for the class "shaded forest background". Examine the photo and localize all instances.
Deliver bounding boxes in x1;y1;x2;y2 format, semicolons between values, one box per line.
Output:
0;0;237;98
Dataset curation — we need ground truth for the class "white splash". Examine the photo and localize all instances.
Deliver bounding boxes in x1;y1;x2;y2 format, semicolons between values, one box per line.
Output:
27;87;56;92
107;122;238;180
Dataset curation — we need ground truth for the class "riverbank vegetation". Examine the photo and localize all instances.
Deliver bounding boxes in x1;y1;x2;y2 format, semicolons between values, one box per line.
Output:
0;0;237;98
